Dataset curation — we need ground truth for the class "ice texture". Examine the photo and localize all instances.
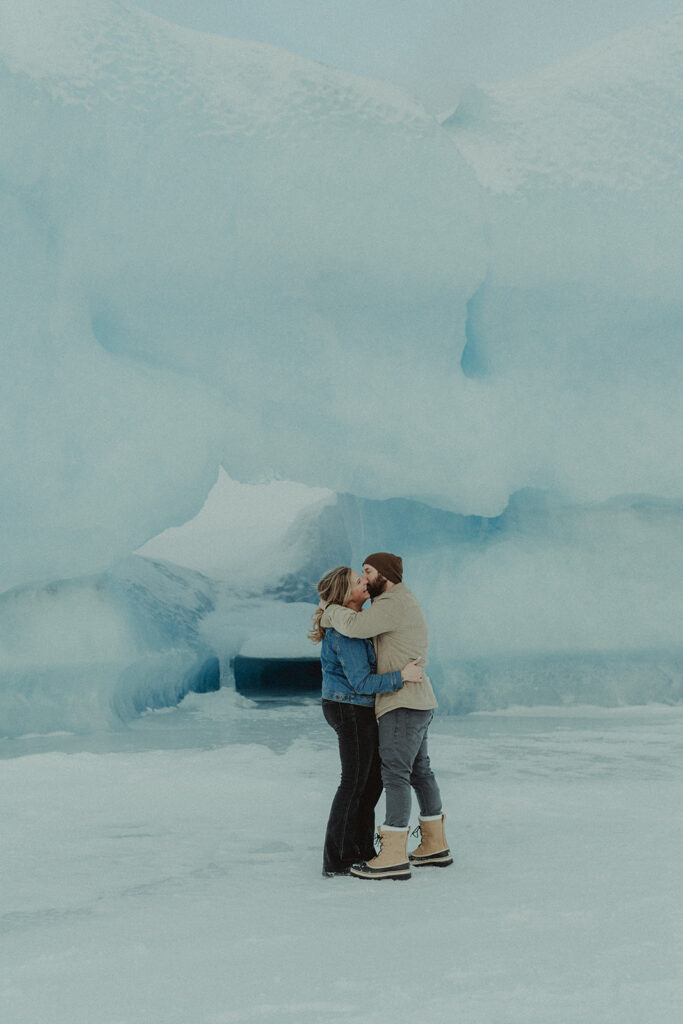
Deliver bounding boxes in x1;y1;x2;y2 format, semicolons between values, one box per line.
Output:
0;551;318;736
447;14;683;195
0;0;485;594
0;556;217;735
1;1;682;733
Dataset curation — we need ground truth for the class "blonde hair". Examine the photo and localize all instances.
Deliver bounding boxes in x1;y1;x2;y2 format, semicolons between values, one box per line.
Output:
308;566;354;643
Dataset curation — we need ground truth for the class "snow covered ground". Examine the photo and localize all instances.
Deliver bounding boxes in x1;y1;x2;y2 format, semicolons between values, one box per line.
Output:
3;691;683;1024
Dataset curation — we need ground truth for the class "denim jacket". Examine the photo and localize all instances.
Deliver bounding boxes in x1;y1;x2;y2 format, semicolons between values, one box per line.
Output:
321;628;402;706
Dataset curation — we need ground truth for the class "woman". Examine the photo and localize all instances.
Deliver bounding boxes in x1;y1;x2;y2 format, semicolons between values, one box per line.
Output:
309;566;423;877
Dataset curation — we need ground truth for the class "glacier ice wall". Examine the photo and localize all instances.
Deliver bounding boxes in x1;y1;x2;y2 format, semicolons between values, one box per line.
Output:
6;481;680;737
3;1;680;596
270;488;683;711
0;0;485;594
1;2;682;731
0;551;316;736
0;557;219;735
444;13;683;508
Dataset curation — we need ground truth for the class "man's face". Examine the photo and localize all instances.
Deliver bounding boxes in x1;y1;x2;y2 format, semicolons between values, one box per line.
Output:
362;563;388;599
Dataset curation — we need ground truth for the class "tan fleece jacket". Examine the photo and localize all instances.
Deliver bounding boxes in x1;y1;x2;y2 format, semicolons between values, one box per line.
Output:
320;583;437;718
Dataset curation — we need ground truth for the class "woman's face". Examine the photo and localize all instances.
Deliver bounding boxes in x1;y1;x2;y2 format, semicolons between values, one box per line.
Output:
346;571;369;608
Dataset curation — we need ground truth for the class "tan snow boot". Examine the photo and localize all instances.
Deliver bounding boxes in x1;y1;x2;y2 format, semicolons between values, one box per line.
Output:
350;826;411;881
409;814;453;867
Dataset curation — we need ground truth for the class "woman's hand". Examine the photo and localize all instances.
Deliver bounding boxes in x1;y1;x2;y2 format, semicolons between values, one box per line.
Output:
317;598;329;611
401;658;423;683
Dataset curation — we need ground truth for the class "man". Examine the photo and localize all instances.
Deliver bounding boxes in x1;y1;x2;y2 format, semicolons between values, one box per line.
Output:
320;552;452;880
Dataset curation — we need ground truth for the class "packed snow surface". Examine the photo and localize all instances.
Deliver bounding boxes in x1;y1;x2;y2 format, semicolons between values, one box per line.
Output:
3;695;683;1023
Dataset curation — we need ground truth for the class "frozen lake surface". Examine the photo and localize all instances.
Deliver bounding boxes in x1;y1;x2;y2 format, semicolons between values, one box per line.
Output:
3;692;683;1023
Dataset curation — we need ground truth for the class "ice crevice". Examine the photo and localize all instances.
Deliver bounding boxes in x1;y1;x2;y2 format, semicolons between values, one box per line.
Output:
461;266;493;379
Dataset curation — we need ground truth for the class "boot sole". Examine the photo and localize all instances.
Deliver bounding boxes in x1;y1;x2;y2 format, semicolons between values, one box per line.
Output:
409;850;453;867
350;861;412;881
350;871;412;880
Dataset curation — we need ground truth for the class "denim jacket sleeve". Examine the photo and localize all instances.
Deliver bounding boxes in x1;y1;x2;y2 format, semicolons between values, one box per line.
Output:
333;632;402;694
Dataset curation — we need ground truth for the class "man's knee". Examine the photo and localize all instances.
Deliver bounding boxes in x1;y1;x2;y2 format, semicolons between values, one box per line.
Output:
410;765;435;789
381;757;411;781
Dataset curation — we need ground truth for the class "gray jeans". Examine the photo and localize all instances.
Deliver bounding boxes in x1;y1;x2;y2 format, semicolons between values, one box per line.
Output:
377;708;442;828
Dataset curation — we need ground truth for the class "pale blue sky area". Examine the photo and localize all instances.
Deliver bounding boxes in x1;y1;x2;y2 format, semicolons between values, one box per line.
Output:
131;0;679;111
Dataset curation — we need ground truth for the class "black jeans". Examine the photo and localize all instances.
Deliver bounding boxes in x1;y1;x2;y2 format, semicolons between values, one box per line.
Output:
322;700;383;873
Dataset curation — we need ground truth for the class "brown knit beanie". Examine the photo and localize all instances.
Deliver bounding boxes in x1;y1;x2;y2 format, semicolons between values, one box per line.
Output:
363;552;403;584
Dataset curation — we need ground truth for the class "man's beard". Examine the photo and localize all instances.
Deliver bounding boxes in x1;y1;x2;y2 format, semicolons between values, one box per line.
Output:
366;573;388;599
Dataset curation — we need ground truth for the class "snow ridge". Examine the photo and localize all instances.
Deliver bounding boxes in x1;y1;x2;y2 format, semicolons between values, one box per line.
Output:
446;13;683;193
0;0;431;135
